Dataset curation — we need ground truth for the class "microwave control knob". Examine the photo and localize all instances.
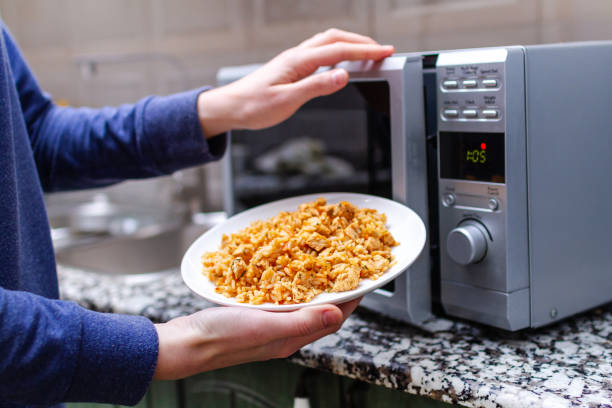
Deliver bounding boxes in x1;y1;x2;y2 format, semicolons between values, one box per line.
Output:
446;221;488;265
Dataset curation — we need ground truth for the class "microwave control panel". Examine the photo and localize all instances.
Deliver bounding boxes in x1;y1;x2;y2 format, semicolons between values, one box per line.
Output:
435;49;509;294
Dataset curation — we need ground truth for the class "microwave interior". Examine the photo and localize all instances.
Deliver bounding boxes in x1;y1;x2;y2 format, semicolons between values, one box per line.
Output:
229;81;393;212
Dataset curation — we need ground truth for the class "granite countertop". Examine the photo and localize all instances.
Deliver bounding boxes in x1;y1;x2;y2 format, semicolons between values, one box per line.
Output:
58;266;612;408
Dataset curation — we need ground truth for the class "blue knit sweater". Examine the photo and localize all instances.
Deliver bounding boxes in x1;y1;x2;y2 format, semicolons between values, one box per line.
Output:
0;21;226;407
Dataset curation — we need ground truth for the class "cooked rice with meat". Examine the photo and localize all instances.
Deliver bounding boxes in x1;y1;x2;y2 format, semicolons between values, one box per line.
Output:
201;198;398;305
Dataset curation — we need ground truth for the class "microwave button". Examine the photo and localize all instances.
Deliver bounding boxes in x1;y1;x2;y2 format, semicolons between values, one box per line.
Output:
482;109;499;119
488;198;499;211
443;80;459;89
482;79;498;88
463;79;477;88
442;193;456;206
462;109;478;118
443;109;459;118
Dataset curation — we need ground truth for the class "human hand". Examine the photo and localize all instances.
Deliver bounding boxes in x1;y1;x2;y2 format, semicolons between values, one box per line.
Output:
153;297;361;380
197;28;394;137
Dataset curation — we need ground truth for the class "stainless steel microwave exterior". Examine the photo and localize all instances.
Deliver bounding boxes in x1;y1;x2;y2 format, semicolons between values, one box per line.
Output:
218;41;612;331
435;42;612;330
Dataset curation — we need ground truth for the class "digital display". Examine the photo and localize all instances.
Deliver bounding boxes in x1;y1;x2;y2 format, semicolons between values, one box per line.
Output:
439;132;505;183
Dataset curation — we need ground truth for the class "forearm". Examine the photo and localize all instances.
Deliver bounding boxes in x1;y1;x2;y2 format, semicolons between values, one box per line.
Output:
33;89;226;192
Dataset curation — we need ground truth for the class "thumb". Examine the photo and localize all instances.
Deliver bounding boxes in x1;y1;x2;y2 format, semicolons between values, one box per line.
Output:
272;305;343;339
287;68;349;107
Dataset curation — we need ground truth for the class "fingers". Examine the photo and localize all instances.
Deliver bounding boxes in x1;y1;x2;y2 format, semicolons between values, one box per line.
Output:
299;28;378;48
275;325;339;357
189;305;341;346
260;305;344;358
227;305;342;359
299;42;395;69
283;68;348;107
281;305;343;338
337;297;362;320
257;301;357;347
270;301;360;358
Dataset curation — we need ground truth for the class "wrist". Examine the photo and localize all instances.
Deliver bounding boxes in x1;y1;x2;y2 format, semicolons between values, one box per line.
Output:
197;85;243;138
154;318;203;380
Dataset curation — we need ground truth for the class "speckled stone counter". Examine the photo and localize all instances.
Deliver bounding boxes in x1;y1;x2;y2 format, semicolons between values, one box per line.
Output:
58;266;612;408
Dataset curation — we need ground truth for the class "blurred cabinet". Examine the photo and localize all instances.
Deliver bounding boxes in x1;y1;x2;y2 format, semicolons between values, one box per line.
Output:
66;380;175;408
67;360;450;408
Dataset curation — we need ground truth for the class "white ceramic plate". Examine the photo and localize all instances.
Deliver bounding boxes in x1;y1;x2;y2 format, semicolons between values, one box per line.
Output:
181;193;426;311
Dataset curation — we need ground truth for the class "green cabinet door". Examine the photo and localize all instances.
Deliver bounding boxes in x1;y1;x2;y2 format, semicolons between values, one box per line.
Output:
183;360;311;408
66;380;175;408
182;360;452;408
68;360;452;408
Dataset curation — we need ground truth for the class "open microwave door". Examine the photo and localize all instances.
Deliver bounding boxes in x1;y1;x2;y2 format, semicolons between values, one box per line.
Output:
344;55;433;326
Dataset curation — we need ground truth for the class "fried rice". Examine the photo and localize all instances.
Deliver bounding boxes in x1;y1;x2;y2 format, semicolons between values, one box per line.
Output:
201;198;398;305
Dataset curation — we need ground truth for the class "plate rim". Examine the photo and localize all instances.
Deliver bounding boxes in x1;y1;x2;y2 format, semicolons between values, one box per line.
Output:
181;192;426;311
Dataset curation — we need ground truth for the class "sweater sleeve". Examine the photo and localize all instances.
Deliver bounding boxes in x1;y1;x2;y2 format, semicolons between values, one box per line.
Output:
0;287;158;406
3;22;227;192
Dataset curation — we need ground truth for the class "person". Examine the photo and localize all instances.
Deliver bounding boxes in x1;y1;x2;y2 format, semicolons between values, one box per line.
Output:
0;18;394;408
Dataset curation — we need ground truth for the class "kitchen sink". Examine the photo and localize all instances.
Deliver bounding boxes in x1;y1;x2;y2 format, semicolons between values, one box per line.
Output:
48;196;186;250
48;195;227;280
55;222;208;279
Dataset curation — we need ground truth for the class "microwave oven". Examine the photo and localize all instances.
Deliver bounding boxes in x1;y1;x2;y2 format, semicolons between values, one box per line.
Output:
217;41;612;331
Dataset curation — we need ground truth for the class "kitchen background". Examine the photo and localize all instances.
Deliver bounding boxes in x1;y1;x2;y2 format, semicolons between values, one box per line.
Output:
1;0;611;212
2;2;611;407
